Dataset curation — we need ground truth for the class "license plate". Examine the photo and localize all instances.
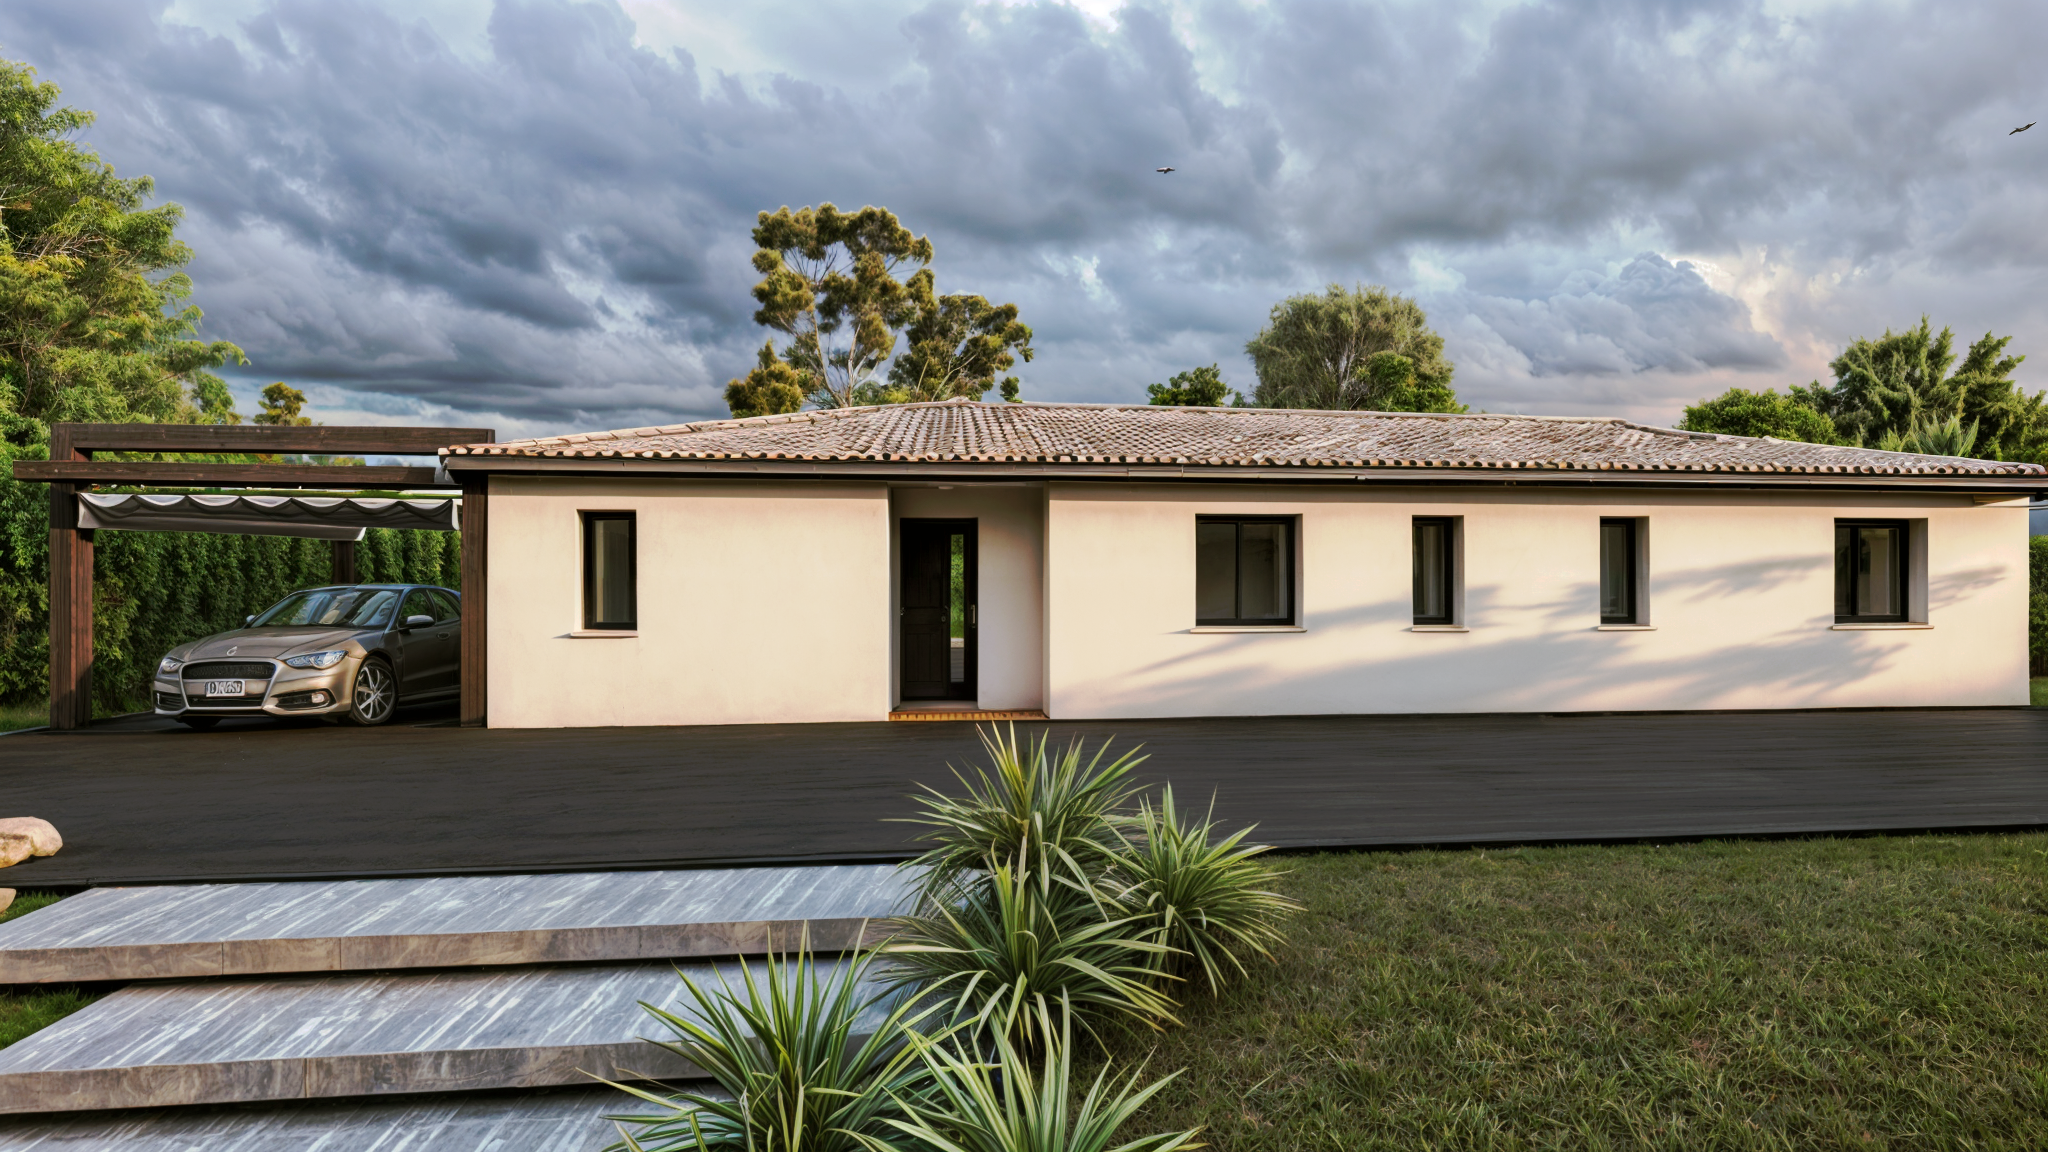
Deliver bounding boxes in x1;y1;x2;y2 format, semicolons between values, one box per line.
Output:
204;680;246;697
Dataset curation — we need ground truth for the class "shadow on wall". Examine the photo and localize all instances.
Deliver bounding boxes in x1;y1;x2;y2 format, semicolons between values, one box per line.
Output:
1065;553;2016;715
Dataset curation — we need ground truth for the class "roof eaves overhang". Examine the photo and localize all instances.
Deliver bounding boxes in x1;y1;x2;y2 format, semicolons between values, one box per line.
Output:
438;454;2048;495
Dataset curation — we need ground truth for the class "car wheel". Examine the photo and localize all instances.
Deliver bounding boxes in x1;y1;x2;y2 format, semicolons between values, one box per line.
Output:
347;658;397;727
177;716;220;730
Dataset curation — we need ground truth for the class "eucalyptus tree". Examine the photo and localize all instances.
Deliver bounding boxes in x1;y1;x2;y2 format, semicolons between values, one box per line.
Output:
1244;284;1461;413
881;285;1033;403
743;204;933;410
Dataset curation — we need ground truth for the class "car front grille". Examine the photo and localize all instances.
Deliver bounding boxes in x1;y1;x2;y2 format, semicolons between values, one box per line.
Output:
182;661;276;680
185;697;268;709
155;691;185;711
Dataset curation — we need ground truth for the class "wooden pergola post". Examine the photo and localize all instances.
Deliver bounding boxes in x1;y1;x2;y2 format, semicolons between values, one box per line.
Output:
329;539;357;585
459;478;488;728
47;427;93;731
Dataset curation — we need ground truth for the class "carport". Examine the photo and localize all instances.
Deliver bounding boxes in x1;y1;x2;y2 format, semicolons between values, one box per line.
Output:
11;423;495;731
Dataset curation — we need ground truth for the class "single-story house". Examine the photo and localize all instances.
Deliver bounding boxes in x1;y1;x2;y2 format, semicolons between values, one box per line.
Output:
437;400;2048;728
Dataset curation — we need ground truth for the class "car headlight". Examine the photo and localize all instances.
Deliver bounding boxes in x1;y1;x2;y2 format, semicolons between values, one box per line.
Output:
159;656;183;675
283;650;348;670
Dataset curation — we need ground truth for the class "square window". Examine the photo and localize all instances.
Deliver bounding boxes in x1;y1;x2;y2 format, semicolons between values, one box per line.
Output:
1412;518;1455;625
1599;518;1639;625
1195;517;1295;626
1835;520;1907;622
581;512;637;629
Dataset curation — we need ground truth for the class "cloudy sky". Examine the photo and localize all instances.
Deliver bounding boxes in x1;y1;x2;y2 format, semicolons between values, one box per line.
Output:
3;0;2044;439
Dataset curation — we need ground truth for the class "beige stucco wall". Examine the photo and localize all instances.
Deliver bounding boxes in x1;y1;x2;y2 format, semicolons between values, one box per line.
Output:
890;485;1045;711
1044;483;2032;718
486;476;890;727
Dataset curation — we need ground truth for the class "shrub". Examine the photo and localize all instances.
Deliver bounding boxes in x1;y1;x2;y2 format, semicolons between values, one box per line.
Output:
879;859;1179;1050
1109;786;1301;995
855;998;1203;1152
606;947;937;1152
899;725;1145;891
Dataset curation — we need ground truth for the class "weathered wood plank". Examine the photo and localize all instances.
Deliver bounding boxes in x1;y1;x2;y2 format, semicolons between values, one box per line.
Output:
0;866;912;983
0;958;883;1113
0;1086;620;1152
13;462;450;489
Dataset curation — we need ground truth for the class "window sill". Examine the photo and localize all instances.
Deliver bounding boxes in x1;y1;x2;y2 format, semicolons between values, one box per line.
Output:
568;629;638;638
1188;625;1306;634
1594;624;1657;631
1408;625;1469;633
1829;622;1931;631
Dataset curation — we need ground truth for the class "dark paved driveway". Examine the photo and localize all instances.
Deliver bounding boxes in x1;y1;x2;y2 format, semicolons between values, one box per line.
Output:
3;708;2045;885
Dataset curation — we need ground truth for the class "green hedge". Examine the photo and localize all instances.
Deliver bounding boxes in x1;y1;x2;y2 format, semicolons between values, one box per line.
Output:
0;440;459;711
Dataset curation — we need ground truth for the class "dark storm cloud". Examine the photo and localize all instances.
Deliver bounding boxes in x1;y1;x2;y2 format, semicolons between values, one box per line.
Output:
0;0;2043;432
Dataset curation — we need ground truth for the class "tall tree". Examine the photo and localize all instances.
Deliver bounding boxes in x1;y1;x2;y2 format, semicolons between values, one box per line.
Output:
881;284;1032;403
253;382;311;426
1679;388;1844;443
1245;284;1462;413
743;204;932;410
1678;318;2045;462
0;59;242;428
1146;365;1243;407
723;342;806;418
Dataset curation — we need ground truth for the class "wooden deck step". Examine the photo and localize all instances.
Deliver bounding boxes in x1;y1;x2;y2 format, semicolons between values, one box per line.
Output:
0;958;886;1114
0;1086;621;1151
0;865;911;984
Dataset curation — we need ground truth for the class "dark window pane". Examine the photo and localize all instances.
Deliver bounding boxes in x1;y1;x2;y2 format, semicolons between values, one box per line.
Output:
1857;526;1899;618
1834;525;1852;617
1196;522;1237;620
586;515;636;627
1599;521;1633;622
1413;520;1449;622
1237;522;1288;620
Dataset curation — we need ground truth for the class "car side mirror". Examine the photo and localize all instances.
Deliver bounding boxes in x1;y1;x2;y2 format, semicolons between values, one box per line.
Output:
245;616;255;625
402;614;435;630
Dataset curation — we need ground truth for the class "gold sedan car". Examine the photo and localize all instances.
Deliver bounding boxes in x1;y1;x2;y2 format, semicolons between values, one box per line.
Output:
152;584;463;729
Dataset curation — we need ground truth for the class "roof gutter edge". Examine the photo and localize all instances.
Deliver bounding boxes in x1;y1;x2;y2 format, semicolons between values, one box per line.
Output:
436;456;2048;492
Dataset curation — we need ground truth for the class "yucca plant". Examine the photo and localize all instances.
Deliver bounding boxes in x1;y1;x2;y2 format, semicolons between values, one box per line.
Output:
853;997;1204;1152
879;858;1180;1050
899;725;1147;892
603;946;942;1152
1109;787;1301;996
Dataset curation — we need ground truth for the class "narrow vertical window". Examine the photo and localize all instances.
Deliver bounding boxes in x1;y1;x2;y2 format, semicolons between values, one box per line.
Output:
1195;517;1295;626
582;511;636;629
1834;520;1906;622
1599;518;1638;624
1412;518;1454;625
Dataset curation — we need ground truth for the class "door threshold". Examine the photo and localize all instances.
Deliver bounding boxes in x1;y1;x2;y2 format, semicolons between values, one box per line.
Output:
889;706;1049;722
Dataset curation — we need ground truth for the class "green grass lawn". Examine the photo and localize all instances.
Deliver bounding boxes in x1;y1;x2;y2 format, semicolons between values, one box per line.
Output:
1096;834;2048;1151
0;701;48;733
2032;677;2046;707
0;892;102;1050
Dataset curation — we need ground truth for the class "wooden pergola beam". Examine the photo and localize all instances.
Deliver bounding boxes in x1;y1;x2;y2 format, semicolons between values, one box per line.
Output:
58;424;492;455
15;461;452;489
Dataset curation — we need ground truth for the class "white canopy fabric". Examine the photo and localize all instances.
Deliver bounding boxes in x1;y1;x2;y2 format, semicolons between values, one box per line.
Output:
77;493;458;541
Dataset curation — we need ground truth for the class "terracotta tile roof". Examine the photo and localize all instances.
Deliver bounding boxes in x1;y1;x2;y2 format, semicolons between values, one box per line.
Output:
443;399;2046;477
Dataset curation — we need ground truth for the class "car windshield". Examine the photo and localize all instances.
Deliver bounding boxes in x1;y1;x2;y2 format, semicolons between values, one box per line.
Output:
251;587;402;629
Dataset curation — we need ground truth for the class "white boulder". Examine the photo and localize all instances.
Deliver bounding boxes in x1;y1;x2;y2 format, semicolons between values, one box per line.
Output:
0;818;61;856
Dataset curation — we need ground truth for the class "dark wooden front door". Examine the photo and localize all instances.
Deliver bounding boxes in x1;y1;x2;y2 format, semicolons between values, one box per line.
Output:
900;519;976;700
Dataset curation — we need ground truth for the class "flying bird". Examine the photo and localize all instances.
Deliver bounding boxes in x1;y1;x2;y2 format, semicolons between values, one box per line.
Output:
1155;166;1175;173
2014;122;2036;135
